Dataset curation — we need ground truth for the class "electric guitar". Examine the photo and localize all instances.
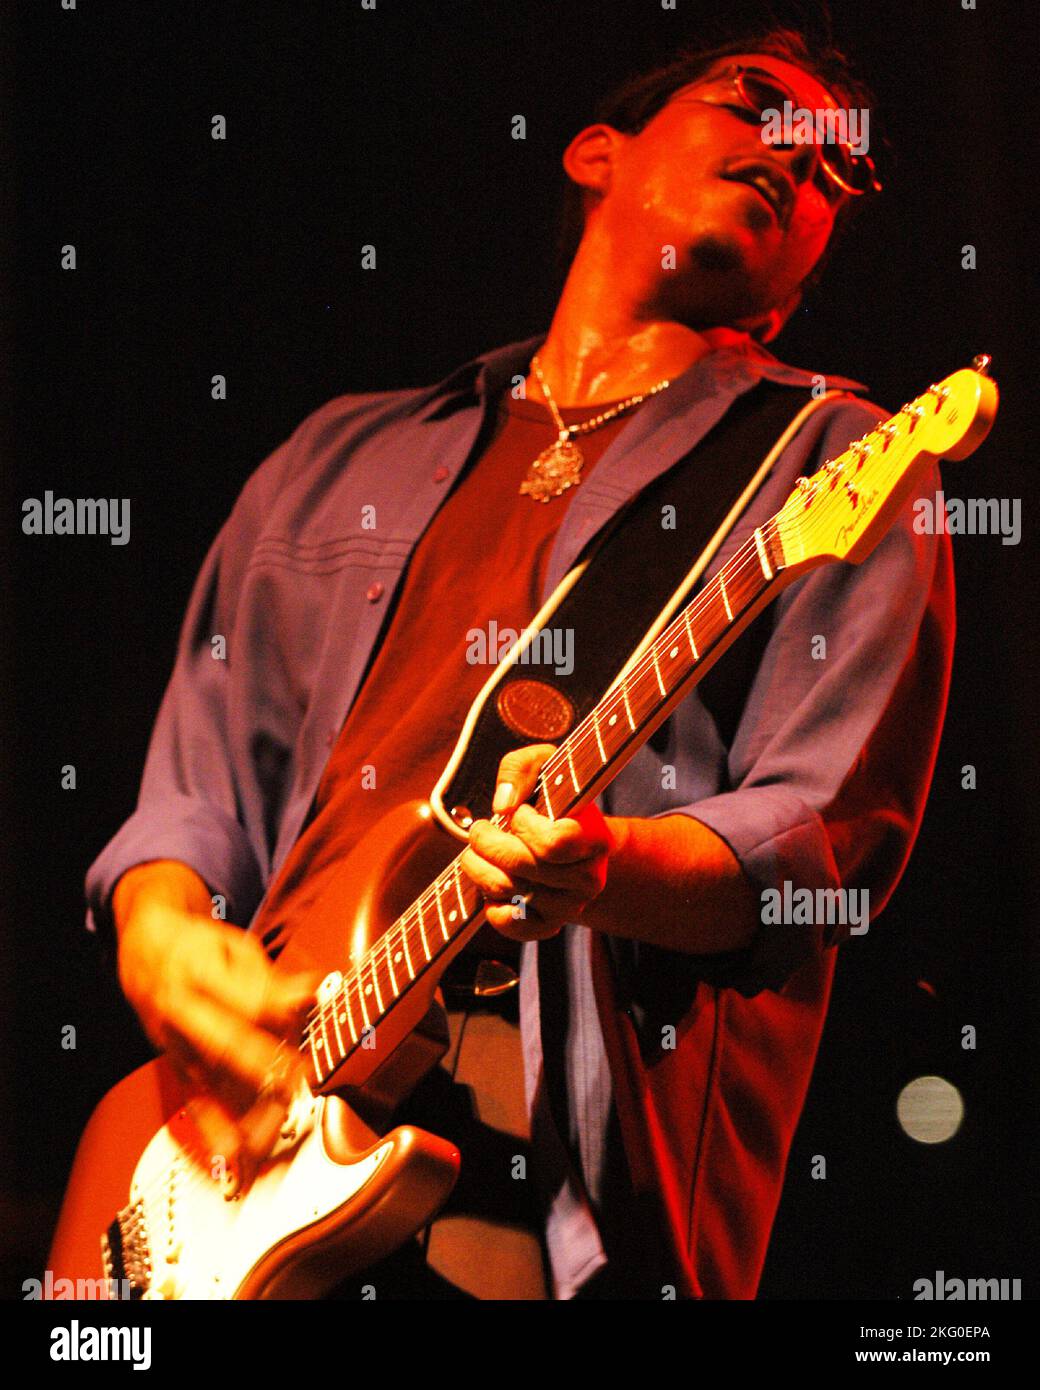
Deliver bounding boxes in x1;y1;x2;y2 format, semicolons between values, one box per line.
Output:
46;360;998;1299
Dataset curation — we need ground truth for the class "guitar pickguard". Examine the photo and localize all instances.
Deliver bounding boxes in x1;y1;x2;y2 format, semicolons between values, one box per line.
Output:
118;1088;391;1300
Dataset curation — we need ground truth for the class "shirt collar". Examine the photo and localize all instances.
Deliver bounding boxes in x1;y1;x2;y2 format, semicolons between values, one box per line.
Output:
410;328;866;420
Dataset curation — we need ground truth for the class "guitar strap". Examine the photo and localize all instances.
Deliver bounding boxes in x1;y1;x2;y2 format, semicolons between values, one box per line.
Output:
431;380;854;833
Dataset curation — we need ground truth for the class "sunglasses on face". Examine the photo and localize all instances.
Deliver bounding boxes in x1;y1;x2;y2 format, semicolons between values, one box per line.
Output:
673;64;883;201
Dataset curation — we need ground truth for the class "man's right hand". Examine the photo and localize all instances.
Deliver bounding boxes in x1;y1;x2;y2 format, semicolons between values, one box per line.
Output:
113;860;319;1190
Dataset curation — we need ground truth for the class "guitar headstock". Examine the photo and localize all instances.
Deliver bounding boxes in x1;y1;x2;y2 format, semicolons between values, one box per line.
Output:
774;360;1000;572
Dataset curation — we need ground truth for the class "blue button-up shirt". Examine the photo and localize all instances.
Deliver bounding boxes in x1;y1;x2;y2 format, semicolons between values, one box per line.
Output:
87;332;952;1298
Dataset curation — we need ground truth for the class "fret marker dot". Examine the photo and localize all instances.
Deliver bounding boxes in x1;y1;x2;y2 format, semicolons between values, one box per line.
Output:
449;910;457;922
394;952;403;963
670;646;679;659
364;984;373;995
609;714;617;725
555;774;564;785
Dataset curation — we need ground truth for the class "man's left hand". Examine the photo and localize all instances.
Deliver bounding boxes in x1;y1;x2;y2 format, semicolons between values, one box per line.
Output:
460;743;613;941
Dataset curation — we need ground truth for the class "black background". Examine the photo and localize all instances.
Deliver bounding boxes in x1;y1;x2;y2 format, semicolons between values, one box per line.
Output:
2;0;1037;1300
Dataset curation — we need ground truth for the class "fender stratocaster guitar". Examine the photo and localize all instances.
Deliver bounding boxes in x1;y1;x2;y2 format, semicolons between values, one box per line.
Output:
47;360;998;1299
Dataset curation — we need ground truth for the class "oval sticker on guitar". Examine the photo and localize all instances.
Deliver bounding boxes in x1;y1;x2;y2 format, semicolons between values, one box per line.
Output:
496;679;575;741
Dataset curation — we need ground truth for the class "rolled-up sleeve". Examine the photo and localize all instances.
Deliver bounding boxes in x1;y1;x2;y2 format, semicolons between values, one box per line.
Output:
676;418;956;995
84;445;290;938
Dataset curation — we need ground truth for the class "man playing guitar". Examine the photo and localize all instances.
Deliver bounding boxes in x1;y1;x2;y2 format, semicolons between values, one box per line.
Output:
85;27;957;1299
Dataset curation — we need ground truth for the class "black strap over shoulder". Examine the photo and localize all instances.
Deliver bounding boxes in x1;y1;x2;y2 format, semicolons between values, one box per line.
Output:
439;380;815;827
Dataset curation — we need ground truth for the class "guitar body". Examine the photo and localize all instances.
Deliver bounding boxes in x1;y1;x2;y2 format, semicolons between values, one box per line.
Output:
48;801;470;1300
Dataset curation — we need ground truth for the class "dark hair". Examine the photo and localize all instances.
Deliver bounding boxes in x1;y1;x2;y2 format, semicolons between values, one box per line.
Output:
555;25;880;294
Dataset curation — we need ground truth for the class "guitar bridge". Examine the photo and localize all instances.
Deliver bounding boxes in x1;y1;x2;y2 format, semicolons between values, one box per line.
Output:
100;1197;152;1300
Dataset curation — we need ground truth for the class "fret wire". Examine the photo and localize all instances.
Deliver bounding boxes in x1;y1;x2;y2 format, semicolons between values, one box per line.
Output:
339;970;362;1041
384;934;399;996
604;692;623;738
571;746;593;790
340;981;359;1045
329;992;345;1059
308;1028;325;1085
369;956;385;1014
416;895;432;960
434;879;450;942
402;910;416;979
650;643;666;697
318;1004;333;1069
621;677;636;730
753;526;773;581
717;572;733;621
565;740;580;793
356;971;371;1031
591;705;606;764
541;751;564;792
628;663;656;724
683;604;699;659
453;859;468;919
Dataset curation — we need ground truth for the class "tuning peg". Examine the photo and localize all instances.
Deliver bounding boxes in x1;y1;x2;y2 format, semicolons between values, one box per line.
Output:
971;354;993;376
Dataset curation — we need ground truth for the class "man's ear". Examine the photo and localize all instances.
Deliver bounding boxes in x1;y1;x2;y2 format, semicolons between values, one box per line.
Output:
736;287;803;344
561;123;624;202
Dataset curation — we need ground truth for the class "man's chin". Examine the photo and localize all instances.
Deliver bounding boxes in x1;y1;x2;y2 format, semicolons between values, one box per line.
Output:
688;231;749;275
652;236;769;328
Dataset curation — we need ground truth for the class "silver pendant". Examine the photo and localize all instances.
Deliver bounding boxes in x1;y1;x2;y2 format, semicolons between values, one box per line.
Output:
520;438;585;503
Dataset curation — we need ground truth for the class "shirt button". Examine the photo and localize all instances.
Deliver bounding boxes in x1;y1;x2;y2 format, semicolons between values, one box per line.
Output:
432;465;450;483
365;581;384;602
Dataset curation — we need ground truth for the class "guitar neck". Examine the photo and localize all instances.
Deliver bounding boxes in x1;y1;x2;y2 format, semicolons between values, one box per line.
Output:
301;518;791;1089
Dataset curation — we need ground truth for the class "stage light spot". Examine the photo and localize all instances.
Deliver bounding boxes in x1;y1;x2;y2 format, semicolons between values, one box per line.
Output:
896;1074;964;1144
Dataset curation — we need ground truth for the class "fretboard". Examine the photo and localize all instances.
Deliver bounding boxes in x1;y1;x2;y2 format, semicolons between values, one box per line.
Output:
301;516;787;1089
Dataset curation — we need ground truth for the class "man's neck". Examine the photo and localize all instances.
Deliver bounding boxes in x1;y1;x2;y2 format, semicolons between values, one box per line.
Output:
528;234;717;408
